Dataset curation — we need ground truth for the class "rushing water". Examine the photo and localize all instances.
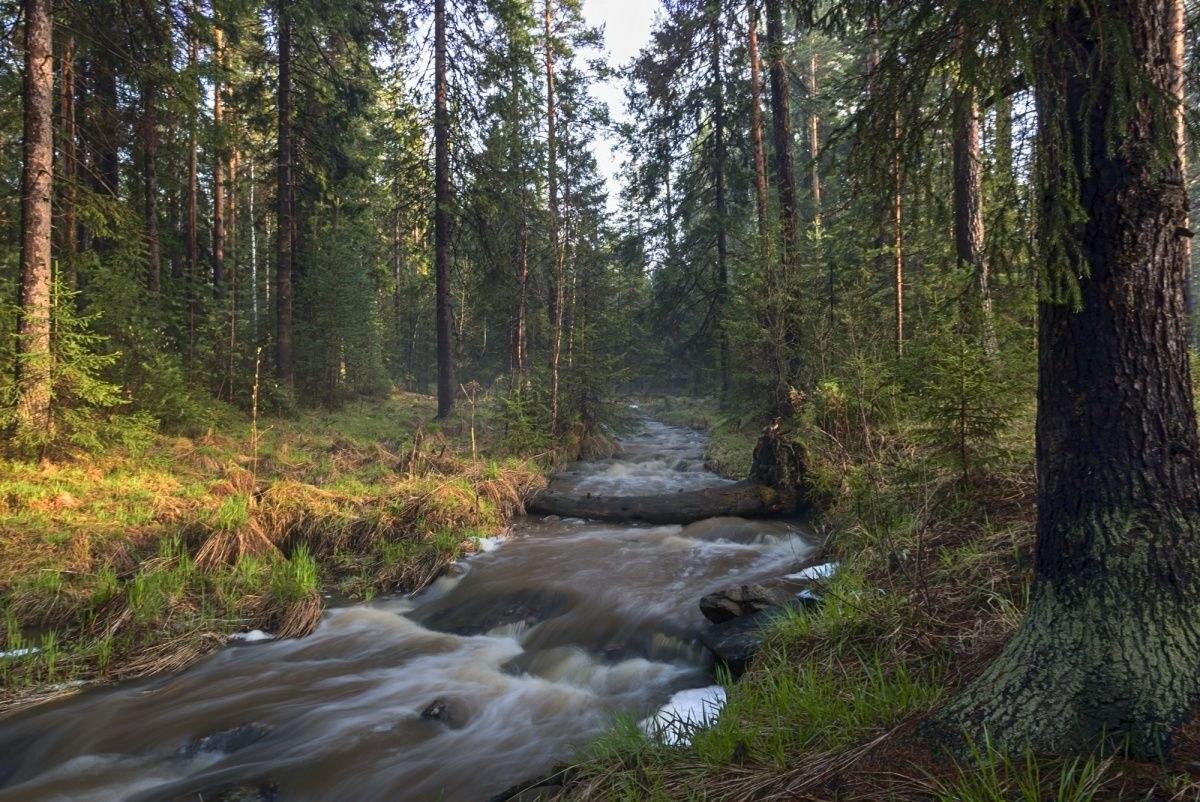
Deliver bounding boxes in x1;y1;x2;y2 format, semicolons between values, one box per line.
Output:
0;421;815;802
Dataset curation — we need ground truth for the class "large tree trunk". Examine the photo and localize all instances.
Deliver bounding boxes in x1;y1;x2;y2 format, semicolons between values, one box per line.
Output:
710;7;730;403
934;0;1200;758
15;0;54;442
545;0;563;432
433;0;454;418
275;0;295;387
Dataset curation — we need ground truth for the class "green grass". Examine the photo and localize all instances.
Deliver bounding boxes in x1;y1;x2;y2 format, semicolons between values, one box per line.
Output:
0;389;550;706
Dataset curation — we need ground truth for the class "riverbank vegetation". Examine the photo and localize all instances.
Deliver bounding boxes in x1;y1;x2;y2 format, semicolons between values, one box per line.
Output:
6;0;1200;798
0;391;547;710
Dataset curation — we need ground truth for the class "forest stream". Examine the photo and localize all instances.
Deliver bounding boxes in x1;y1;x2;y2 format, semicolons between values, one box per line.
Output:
0;421;815;802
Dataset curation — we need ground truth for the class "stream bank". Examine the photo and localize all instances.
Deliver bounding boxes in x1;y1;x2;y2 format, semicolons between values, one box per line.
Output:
0;419;817;801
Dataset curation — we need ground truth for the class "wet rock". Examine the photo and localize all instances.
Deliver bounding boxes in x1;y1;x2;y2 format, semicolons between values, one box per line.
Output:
178;723;275;758
414;587;574;637
420;697;467;728
699;611;774;677
700;583;792;624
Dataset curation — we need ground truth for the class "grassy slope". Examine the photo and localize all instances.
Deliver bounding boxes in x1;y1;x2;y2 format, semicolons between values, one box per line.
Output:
0;391;548;711
563;398;1200;801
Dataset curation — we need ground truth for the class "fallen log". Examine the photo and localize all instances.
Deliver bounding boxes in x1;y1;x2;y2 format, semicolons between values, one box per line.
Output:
526;480;793;525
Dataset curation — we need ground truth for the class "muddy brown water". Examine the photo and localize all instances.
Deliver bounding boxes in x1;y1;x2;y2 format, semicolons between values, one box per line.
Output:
0;421;816;801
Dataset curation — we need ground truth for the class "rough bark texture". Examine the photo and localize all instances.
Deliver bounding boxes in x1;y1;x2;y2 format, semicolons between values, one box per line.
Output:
16;0;54;440
934;0;1200;758
528;480;792;525
275;0;295;387
434;0;454;418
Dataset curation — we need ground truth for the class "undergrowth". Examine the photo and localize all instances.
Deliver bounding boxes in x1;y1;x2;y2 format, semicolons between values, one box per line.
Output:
0;390;550;712
564;376;1200;799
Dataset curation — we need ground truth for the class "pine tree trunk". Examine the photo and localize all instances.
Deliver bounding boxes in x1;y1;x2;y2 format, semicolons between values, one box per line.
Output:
140;3;162;296
434;0;454;418
275;0;295;386
891;113;904;355
748;2;769;247
57;31;77;290
545;0;563;432
212;25;226;298
187;5;199;364
16;0;54;442
765;0;798;273
934;0;1200;758
952;24;992;346
710;7;730;403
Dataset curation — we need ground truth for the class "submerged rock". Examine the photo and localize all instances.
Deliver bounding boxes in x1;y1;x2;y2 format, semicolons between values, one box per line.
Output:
420;697;467;728
699;583;792;624
413;587;574;637
178;723;275;758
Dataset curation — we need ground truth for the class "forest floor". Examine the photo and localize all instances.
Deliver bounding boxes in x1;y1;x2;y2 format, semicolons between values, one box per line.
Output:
561;397;1200;801
0;391;551;713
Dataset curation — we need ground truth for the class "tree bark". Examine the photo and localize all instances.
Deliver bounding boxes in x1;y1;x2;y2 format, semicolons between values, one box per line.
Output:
748;2;769;247
934;0;1200;758
16;0;54;441
434;0;454;418
952;23;993;345
275;0;295;387
765;0;798;274
545;0;564;431
187;4;199;363
57;30;77;290
212;24;226;298
710;6;730;402
1169;0;1193;337
528;480;794;525
140;1;162;296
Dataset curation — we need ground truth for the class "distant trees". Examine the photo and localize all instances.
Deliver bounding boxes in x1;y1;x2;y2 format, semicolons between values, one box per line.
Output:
1;0;638;447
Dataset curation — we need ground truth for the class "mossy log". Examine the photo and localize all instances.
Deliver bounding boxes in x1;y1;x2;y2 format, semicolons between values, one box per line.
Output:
527;479;793;525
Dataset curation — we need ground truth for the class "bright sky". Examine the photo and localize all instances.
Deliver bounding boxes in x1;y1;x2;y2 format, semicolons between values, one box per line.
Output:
580;0;662;210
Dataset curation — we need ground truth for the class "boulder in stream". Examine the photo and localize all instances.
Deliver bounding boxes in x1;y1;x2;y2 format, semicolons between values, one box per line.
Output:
699;583;793;624
699;612;772;677
420;697;468;728
178;723;275;758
